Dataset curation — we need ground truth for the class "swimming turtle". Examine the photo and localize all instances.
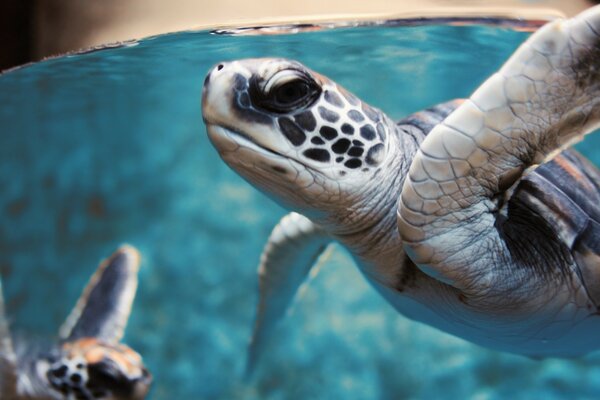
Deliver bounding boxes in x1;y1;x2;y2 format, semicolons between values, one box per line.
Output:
0;245;152;399
201;6;600;366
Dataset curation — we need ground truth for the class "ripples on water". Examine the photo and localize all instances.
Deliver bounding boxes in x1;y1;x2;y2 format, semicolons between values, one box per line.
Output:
0;18;599;399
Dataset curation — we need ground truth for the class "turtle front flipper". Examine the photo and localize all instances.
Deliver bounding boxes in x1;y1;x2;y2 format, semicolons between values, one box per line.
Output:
248;212;331;374
0;278;18;398
59;245;141;344
398;6;600;292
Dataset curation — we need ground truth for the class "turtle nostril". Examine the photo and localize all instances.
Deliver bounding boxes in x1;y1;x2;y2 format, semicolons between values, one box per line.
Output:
217;64;224;71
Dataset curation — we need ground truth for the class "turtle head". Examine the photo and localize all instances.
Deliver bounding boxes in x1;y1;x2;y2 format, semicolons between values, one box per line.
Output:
202;58;396;221
42;338;152;400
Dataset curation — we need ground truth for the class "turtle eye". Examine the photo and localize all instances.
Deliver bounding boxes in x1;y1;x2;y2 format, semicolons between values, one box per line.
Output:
252;69;321;113
273;80;310;106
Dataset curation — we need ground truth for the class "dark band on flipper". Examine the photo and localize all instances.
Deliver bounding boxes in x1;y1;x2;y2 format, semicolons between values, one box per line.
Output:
62;247;139;343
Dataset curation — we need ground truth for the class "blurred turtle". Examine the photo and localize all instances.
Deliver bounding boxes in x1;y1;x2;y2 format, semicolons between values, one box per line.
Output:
0;245;152;399
202;6;600;368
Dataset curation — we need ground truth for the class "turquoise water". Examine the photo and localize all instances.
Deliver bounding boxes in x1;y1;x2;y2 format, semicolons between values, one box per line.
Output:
1;21;600;399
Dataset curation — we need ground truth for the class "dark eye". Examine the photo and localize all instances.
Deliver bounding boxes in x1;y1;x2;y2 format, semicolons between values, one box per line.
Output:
274;81;309;105
250;71;321;114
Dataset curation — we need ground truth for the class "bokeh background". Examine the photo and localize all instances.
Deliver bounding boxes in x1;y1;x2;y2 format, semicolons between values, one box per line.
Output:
1;2;600;400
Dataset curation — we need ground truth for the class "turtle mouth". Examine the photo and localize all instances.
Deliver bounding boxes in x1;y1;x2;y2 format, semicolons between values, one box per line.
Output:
207;123;284;159
206;123;321;174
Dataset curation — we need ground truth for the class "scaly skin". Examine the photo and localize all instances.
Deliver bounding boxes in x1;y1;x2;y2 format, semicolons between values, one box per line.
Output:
399;6;600;291
202;6;600;358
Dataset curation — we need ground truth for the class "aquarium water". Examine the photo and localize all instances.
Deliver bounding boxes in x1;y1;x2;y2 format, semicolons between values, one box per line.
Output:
1;20;600;399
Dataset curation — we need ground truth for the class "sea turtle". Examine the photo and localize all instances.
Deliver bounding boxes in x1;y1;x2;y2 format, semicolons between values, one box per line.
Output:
0;245;152;399
201;6;600;366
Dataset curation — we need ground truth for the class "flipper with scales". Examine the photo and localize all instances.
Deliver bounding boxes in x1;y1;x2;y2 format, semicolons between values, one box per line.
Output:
398;6;600;294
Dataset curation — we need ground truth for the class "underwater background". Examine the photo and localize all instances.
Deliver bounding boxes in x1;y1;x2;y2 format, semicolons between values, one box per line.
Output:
1;20;600;399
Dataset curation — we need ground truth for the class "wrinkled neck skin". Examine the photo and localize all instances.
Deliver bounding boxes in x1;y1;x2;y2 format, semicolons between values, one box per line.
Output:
305;122;468;336
313;121;417;286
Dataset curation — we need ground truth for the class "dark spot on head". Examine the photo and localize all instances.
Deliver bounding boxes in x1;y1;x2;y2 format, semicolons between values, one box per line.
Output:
376;122;387;141
341;123;354;135
278;117;306;146
77;363;84;369
352;140;364;146
318;106;340;123
362;103;380;122
238;92;250;108
338;87;359;106
335;156;344;163
360;125;376;140
332;138;351;154
319;126;338;140
311;136;325;145
233;73;247;91
344;158;362;169
294;111;317;131
366;143;385;165
217;64;224;71
348;110;364;122
271;165;287;174
303;148;331;162
362;168;369;172
52;365;68;378
233;98;271;124
339;170;346;176
348;147;364;157
71;373;83;384
324;90;344;107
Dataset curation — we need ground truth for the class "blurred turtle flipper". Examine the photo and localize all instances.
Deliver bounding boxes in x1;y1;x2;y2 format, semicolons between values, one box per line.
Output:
59;245;141;344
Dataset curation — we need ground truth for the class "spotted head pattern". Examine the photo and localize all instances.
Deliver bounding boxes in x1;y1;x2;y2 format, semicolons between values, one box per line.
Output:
43;338;151;400
223;60;387;173
270;81;388;174
202;58;396;217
